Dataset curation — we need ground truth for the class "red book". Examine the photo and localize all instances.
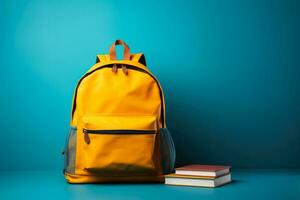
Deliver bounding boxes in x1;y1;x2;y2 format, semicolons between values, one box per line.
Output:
175;165;231;177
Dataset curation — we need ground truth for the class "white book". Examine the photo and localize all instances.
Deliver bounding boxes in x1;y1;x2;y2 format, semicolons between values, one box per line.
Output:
165;173;231;188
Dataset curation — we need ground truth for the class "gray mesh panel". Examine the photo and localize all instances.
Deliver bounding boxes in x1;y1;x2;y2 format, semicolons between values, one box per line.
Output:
159;128;176;174
64;126;77;174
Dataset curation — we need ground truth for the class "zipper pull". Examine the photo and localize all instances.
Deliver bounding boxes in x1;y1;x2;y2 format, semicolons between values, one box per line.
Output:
83;129;90;144
122;65;128;75
112;64;118;73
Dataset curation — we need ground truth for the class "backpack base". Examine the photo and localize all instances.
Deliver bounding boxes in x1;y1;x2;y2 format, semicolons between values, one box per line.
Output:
64;172;165;184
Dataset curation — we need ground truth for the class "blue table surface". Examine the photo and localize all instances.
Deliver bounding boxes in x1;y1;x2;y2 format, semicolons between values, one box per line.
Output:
0;169;299;200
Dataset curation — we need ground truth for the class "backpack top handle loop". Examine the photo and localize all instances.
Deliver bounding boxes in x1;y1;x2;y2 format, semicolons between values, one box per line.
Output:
109;39;131;60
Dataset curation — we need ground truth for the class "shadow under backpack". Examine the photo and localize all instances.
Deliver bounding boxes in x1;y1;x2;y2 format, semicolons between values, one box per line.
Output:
63;40;175;183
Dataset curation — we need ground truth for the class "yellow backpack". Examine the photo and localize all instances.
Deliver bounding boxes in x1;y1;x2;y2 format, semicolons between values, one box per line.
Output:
63;40;175;183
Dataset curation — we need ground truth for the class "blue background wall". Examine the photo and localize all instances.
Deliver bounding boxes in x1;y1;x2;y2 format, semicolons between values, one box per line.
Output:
0;0;299;170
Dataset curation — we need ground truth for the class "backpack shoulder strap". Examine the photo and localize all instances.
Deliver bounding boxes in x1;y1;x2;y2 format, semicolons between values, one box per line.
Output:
96;54;110;63
131;53;147;66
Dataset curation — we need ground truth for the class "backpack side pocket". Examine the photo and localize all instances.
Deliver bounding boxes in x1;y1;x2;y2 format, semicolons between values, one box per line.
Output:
159;128;176;174
63;126;77;174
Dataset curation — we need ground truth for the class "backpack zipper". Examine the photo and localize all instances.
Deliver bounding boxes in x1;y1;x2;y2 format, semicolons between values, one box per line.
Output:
111;64;129;75
71;64;165;127
83;129;156;134
83;128;156;144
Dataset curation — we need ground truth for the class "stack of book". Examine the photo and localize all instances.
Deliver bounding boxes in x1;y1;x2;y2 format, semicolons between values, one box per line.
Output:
165;165;231;188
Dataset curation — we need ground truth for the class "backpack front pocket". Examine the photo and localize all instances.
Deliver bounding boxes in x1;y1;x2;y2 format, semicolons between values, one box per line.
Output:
76;115;161;176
